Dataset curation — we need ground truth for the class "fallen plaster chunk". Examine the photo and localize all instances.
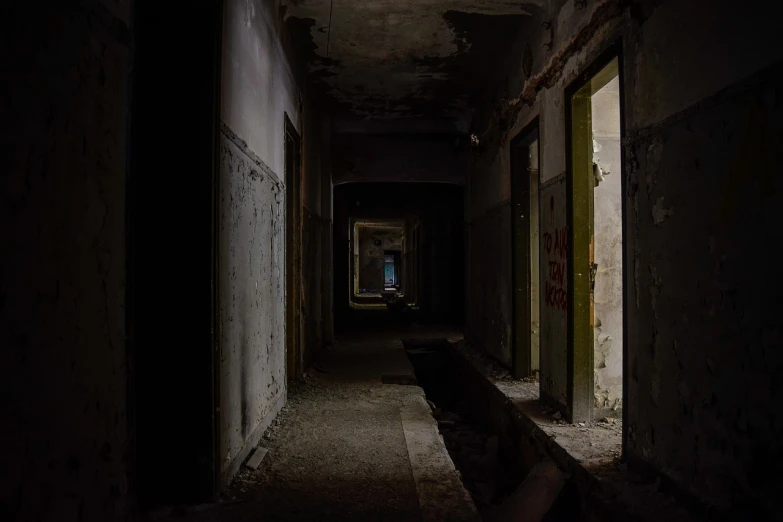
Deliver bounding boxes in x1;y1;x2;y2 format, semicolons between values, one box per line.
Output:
245;446;269;470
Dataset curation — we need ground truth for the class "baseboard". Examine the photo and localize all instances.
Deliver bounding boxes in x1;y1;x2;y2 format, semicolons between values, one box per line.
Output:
218;390;287;490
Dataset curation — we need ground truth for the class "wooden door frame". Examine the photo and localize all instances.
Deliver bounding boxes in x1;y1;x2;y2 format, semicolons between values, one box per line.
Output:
565;43;623;424
510;118;540;379
285;114;302;383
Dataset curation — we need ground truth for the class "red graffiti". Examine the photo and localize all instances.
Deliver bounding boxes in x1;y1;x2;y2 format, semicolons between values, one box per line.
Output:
548;261;565;285
542;227;568;260
545;281;568;311
543;225;568;311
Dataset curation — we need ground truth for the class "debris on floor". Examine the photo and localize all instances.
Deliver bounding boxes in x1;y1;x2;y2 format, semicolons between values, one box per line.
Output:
244;446;269;470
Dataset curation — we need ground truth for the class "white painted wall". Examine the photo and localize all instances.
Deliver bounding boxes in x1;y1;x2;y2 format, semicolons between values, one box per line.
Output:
222;0;300;176
591;77;623;411
218;0;301;481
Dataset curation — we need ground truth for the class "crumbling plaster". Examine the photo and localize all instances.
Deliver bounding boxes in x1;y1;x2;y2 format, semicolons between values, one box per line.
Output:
282;0;543;122
219;0;329;484
218;133;286;476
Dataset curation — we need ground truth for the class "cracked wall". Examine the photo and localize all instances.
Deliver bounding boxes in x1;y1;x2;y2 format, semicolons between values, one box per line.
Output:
1;0;132;519
218;131;286;480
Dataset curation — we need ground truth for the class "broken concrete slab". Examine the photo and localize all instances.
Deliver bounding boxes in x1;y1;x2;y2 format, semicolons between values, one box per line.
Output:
244;446;269;470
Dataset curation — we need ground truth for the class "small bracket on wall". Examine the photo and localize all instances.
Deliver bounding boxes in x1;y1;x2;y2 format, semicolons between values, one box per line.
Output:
575;0;587;10
542;20;553;51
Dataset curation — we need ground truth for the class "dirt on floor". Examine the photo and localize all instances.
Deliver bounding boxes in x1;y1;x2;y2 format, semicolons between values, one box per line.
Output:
151;336;465;522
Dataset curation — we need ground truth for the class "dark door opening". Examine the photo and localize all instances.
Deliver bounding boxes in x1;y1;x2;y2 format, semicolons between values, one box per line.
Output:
510;119;541;379
284;114;302;383
384;251;401;289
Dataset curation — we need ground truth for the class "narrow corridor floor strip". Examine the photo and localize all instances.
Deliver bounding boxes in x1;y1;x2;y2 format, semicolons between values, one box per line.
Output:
401;394;481;522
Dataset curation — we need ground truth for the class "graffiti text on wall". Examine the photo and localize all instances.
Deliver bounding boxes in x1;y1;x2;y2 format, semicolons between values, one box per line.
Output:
543;218;568;312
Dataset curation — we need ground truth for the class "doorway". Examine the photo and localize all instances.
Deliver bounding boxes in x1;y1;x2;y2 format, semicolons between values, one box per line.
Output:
510;119;541;379
285;115;302;383
566;53;624;423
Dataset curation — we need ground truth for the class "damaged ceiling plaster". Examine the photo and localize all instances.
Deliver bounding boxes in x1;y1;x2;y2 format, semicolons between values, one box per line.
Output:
283;0;544;129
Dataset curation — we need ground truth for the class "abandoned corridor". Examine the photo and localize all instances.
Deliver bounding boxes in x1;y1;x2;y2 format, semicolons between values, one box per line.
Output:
2;0;783;521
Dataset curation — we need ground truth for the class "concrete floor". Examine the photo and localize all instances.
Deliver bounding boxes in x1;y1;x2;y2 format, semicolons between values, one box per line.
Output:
159;334;477;522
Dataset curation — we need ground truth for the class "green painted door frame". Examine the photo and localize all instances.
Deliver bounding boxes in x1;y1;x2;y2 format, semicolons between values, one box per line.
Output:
566;53;619;423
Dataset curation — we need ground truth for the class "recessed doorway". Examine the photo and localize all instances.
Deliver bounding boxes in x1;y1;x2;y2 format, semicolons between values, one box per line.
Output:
566;53;625;423
510;119;541;379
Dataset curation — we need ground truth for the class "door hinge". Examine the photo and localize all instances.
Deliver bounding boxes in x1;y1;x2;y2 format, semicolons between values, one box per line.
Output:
589;262;598;291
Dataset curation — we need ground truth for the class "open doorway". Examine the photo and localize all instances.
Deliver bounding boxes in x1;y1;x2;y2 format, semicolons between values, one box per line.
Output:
384;251;401;290
567;53;624;423
350;219;406;304
510;120;541;379
285;115;302;383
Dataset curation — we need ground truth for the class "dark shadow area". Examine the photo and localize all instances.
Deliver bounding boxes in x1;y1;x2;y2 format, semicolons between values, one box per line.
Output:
403;338;591;522
129;2;222;509
402;339;524;517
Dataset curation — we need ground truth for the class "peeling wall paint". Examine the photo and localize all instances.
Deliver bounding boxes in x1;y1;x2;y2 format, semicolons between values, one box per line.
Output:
218;131;286;477
282;0;538;122
218;0;328;485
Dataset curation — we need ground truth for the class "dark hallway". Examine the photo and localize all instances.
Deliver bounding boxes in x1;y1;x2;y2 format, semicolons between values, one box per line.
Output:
2;1;783;521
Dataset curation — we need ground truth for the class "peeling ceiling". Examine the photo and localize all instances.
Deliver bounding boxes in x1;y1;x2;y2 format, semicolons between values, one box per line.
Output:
283;0;544;128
